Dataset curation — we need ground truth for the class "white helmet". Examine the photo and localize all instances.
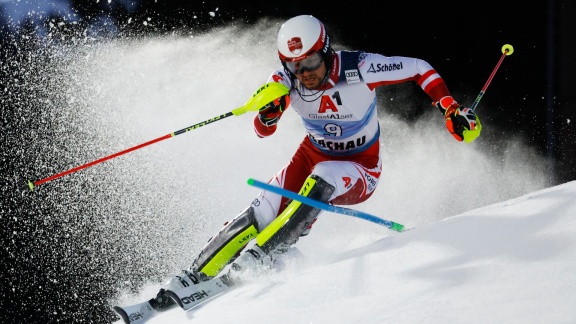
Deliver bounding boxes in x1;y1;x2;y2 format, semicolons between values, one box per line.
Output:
277;15;331;63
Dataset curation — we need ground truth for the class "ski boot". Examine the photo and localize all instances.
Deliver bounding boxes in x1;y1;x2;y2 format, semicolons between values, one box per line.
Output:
223;244;276;285
165;268;209;291
148;288;175;312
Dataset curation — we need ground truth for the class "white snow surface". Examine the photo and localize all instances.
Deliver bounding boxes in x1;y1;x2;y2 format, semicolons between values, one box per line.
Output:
112;180;576;324
52;20;570;324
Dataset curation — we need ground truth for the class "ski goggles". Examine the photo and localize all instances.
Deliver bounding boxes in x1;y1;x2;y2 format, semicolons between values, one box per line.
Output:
285;52;323;75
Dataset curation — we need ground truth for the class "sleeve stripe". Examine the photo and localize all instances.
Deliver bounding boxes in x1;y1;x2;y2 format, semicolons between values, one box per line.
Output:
422;78;444;94
418;70;442;93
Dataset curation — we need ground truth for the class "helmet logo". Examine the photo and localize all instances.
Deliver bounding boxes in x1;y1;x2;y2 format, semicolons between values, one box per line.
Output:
287;37;303;55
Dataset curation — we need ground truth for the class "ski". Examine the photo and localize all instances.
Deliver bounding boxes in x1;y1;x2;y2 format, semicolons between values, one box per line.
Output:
113;275;236;323
113;300;159;324
164;273;235;311
113;246;302;323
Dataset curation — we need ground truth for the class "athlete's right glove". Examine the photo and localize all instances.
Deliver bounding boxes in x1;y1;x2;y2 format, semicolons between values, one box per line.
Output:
435;96;482;143
258;95;290;127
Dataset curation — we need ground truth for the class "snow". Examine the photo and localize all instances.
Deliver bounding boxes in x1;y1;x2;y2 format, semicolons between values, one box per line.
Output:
114;180;576;323
93;22;575;324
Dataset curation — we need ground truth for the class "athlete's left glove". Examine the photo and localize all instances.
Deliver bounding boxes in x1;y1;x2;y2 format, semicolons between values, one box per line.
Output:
258;95;290;127
435;96;482;143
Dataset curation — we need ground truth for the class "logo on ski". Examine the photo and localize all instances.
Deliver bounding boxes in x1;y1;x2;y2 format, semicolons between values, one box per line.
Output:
128;311;145;321
180;290;209;305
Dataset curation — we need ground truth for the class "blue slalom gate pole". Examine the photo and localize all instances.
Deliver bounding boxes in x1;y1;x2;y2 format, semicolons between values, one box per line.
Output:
247;178;405;232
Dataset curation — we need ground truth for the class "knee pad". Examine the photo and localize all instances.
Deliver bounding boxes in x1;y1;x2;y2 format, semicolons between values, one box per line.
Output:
256;175;335;255
192;207;259;278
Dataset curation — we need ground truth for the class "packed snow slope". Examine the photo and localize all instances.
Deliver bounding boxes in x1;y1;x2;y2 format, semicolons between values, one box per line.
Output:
115;180;576;323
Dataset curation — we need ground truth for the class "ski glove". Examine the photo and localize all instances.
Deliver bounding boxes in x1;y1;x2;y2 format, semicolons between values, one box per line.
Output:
436;96;482;143
258;95;290;127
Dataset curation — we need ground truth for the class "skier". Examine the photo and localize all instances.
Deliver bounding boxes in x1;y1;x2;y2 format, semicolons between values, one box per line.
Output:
152;14;481;309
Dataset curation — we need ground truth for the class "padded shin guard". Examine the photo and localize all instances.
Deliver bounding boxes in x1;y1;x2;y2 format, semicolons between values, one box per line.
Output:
256;175;335;255
192;207;259;278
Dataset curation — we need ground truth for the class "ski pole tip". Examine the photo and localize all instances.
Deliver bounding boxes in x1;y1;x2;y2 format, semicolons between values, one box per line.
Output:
247;178;254;185
27;180;35;192
391;222;405;232
502;44;514;56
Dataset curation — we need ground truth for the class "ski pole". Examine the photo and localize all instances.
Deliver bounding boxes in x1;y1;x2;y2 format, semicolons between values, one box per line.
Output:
470;44;514;111
26;82;289;191
247;178;405;232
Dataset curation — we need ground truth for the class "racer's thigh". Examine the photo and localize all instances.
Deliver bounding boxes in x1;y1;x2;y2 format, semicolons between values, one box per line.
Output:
312;159;382;205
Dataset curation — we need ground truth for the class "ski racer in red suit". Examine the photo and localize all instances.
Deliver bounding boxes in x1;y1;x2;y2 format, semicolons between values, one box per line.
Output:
151;14;481;309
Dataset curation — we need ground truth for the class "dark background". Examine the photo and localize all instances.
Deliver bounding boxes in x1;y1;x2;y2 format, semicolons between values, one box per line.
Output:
1;1;574;323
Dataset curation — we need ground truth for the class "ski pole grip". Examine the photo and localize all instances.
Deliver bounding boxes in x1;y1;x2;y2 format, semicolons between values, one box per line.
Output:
234;82;290;116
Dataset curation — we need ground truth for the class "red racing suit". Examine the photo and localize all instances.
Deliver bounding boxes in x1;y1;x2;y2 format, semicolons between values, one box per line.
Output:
250;50;452;228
